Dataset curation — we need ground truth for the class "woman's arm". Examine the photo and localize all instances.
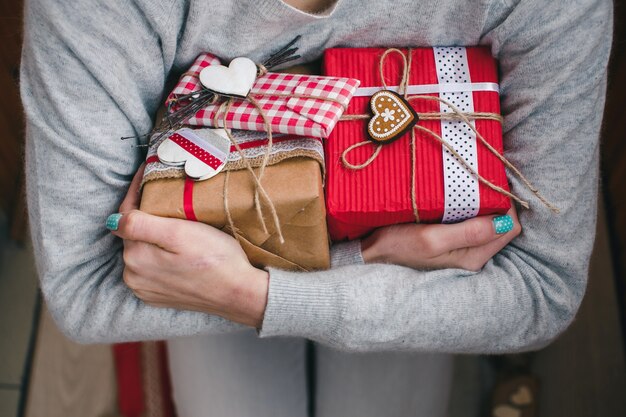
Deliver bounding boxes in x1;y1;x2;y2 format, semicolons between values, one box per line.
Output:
109;0;612;352
106;166;519;330
257;0;613;352
21;0;247;342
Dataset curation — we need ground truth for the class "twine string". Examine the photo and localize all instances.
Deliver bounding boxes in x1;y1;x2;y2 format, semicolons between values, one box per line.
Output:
179;61;361;245
247;95;286;244
222;169;240;242
257;64;269;76
213;97;286;243
379;48;409;93
406;95;559;213
394;49;419;220
246;96;273;184
340;142;383;169
413;124;529;209
213;99;266;235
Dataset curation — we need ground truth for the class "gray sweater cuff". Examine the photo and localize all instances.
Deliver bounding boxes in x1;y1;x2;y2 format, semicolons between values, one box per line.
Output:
257;242;361;339
257;270;348;342
330;240;364;268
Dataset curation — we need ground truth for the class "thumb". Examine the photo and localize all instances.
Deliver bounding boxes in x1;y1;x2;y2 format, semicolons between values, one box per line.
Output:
424;212;515;252
107;209;182;250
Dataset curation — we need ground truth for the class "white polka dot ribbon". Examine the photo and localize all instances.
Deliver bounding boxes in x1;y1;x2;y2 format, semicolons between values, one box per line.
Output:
434;47;480;223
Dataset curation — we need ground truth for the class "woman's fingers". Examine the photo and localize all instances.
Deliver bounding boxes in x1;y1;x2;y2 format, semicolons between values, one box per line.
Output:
462;207;521;260
111;210;186;251
362;204;521;271
122;239;169;271
118;163;145;213
438;207;521;271
109;164;190;252
110;209;229;257
106;168;268;326
418;214;510;255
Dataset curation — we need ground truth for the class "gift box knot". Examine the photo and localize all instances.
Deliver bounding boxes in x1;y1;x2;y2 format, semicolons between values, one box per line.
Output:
211;79;354;244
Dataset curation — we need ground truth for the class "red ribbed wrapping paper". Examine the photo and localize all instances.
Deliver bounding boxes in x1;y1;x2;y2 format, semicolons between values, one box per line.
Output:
323;47;511;241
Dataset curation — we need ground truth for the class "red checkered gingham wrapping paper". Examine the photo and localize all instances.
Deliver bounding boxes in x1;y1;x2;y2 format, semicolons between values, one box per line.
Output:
166;53;360;138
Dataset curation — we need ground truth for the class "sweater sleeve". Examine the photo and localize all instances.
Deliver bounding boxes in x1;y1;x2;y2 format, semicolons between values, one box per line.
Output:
259;0;613;353
329;240;364;268
21;0;246;343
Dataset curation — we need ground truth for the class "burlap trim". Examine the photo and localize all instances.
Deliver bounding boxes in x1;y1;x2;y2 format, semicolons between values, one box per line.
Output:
142;148;324;186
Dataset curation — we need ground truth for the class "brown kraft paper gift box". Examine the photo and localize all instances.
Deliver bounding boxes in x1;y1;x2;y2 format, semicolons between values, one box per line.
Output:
140;62;331;271
140;151;330;272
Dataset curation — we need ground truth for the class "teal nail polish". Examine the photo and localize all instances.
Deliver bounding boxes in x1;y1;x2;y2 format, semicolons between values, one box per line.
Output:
106;213;122;231
493;215;514;234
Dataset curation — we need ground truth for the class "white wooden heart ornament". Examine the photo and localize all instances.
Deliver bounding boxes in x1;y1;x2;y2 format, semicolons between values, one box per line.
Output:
199;57;258;98
157;128;231;181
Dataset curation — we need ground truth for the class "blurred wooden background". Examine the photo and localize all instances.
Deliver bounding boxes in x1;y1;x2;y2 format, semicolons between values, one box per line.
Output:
602;0;626;339
0;0;25;241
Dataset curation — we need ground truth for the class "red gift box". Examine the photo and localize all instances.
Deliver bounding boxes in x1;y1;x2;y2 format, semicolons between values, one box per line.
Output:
323;47;511;241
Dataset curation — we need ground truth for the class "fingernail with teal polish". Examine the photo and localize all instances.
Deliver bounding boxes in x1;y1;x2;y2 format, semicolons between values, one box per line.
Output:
106;213;122;231
493;215;514;234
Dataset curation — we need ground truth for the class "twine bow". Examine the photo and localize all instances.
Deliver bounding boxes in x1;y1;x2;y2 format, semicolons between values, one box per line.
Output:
211;95;285;244
207;68;351;244
339;48;559;221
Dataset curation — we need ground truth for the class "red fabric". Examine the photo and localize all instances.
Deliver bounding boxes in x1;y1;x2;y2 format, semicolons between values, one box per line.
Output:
169;131;225;169
158;342;176;417
113;343;145;417
323;47;510;241
113;342;176;417
183;178;197;221
231;134;322;151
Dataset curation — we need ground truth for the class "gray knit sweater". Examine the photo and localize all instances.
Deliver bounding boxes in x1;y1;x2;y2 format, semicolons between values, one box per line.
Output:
21;0;612;352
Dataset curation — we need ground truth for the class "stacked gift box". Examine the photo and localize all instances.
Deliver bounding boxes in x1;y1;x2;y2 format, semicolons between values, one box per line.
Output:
139;46;511;271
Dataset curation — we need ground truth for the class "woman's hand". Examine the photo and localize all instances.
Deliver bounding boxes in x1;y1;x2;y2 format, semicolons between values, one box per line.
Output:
361;206;521;271
107;165;269;328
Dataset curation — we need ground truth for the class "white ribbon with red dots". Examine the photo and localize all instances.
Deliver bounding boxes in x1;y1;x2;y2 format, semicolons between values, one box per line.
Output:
157;128;230;180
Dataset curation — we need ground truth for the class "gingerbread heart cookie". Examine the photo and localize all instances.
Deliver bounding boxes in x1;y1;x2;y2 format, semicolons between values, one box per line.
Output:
367;90;418;144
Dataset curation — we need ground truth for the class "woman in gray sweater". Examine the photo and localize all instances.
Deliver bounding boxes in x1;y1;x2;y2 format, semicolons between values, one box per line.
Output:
20;0;613;416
